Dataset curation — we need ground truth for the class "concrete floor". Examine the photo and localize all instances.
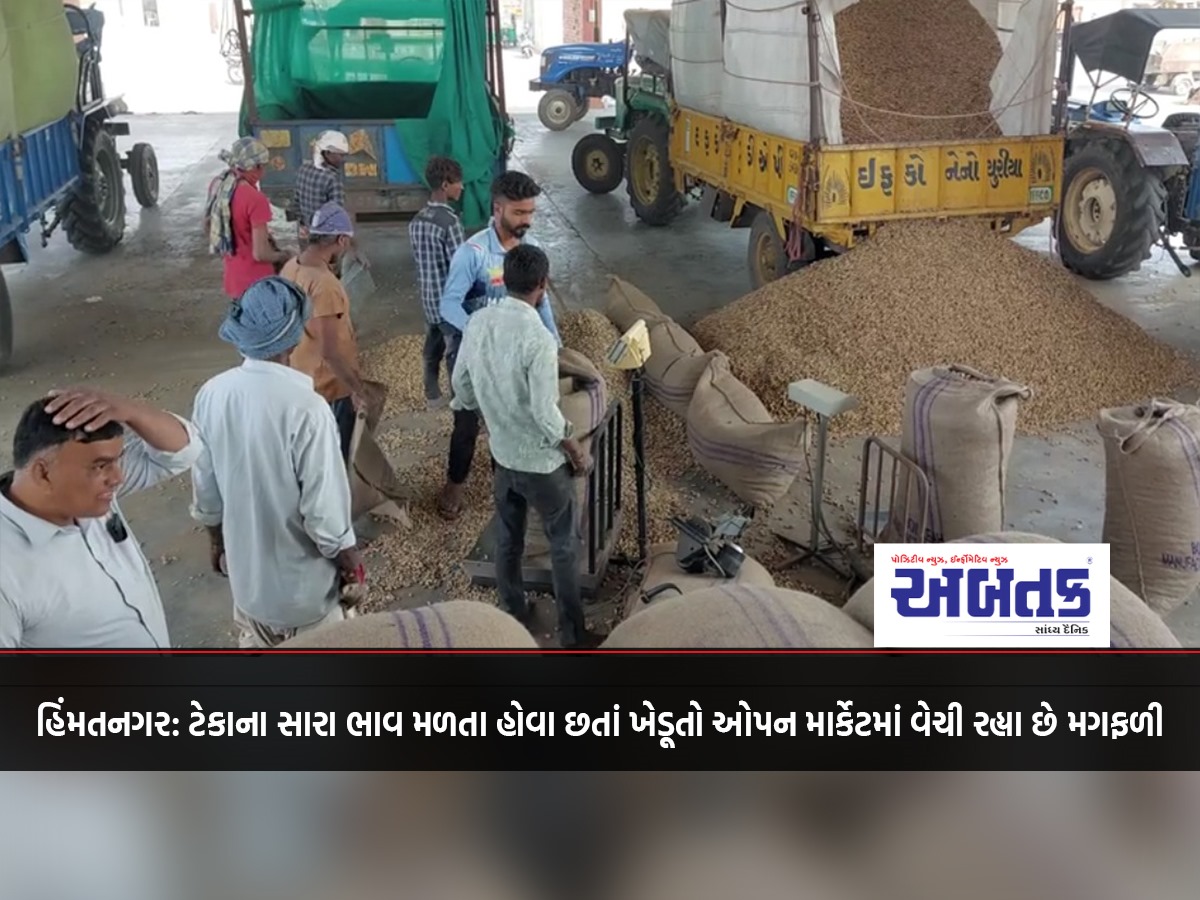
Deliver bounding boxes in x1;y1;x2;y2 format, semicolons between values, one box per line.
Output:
1;112;1198;646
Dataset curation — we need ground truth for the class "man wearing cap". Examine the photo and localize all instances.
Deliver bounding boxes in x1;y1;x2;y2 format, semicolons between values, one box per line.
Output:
190;277;365;649
0;388;201;649
283;201;366;462
205;136;290;301
293;130;367;271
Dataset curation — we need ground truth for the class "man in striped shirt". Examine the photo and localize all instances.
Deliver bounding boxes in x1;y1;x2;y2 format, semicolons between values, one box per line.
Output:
407;157;465;408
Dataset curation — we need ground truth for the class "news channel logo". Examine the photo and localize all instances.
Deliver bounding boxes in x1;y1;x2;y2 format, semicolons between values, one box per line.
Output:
872;543;1111;648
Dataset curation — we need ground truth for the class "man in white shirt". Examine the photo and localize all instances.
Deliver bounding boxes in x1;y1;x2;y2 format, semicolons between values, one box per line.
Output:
190;276;364;649
451;245;602;649
0;388;201;648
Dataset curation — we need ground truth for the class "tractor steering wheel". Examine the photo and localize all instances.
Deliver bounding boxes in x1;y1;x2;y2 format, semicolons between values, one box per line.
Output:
1108;86;1159;121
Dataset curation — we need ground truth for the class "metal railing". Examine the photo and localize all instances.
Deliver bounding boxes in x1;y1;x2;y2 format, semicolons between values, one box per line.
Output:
856;437;932;553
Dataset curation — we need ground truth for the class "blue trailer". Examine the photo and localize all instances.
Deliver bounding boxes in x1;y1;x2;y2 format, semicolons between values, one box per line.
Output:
0;5;160;370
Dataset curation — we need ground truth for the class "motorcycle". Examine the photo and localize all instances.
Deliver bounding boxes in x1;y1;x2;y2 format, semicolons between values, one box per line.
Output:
519;28;535;59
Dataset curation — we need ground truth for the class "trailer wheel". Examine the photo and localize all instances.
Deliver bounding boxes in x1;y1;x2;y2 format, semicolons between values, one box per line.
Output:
0;269;12;371
1057;139;1166;280
747;210;813;290
572;134;624;194
539;90;579;131
625;116;684;226
1173;75;1195;98
129;142;160;209
62;118;127;255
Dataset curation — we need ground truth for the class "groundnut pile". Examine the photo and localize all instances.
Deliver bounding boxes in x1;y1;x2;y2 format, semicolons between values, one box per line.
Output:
691;219;1196;436
836;0;1002;143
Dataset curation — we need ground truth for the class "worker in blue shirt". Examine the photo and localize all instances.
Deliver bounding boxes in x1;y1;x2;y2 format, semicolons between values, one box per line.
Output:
436;171;562;519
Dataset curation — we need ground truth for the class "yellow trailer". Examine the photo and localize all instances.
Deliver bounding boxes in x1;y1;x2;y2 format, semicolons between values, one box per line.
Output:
666;107;1065;288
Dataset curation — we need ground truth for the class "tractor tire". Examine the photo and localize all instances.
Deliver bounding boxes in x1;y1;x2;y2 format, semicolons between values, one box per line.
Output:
0;269;12;371
61;118;127;255
572;134;625;194
538;90;578;132
571;98;591;123
1057;139;1166;281
625;116;684;227
1173;75;1195;99
129;142;160;209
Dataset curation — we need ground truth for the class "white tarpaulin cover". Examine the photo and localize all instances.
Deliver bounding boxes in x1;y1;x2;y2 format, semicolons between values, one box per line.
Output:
672;0;1058;144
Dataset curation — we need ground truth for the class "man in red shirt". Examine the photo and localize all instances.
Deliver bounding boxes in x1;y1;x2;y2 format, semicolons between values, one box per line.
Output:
205;137;290;301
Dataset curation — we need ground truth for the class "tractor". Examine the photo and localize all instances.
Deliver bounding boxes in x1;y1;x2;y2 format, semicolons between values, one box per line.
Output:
530;39;631;132
1055;7;1200;278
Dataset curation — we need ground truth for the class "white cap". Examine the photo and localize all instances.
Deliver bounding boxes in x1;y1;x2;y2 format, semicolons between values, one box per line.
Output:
315;131;350;154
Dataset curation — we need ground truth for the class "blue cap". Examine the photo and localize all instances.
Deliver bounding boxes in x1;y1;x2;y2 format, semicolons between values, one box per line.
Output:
309;201;354;237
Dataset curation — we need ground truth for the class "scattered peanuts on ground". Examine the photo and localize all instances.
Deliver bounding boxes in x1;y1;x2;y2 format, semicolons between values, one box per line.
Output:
836;0;1002;143
691;220;1198;437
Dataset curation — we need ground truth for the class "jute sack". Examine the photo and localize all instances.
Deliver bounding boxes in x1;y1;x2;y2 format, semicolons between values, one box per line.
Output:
890;364;1031;543
557;347;610;437
277;601;539;649
602;584;873;648
686;353;807;509
347;381;411;528
642;318;713;418
844;532;1181;648
624;541;776;620
604;275;667;333
1098;400;1200;616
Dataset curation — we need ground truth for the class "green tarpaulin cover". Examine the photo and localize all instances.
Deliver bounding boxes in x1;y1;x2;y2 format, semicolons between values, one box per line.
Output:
242;0;509;229
2;0;78;139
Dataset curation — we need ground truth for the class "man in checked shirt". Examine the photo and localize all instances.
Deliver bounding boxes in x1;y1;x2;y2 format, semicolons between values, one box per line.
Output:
292;130;368;271
408;156;465;408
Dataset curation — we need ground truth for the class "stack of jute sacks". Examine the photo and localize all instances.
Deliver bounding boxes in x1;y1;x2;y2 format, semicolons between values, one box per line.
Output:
890;362;1197;634
604;276;808;510
523;348;611;557
844;532;1181;648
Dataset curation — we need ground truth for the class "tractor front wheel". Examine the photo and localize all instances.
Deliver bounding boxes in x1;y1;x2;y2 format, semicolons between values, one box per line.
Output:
1057;139;1166;280
572;134;625;194
62;118;127;255
625;116;684;226
538;90;579;132
129;142;160;209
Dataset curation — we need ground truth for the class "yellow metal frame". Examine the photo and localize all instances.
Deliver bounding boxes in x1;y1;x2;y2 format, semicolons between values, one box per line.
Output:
668;107;1065;250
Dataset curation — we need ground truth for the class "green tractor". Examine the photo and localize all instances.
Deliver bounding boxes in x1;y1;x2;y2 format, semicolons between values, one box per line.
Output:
569;10;684;225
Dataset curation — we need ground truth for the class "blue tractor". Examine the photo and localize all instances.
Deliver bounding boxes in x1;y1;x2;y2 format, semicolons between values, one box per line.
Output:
1055;8;1200;278
529;40;629;131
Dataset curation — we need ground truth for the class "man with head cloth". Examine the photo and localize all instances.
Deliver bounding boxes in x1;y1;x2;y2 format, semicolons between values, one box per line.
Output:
0;387;201;648
205;136;291;301
190;277;365;649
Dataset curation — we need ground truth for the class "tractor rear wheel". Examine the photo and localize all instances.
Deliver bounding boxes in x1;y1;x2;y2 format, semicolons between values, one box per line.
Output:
129;142;160;208
62;118;127;254
625;116;684;226
1057;139;1166;280
0;269;12;371
572;134;624;194
538;90;579;132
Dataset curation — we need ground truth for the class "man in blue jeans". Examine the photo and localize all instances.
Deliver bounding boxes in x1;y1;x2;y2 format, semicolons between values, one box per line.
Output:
436;170;562;519
450;245;602;649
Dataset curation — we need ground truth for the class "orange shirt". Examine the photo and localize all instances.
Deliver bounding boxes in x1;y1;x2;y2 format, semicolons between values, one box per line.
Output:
281;257;359;402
